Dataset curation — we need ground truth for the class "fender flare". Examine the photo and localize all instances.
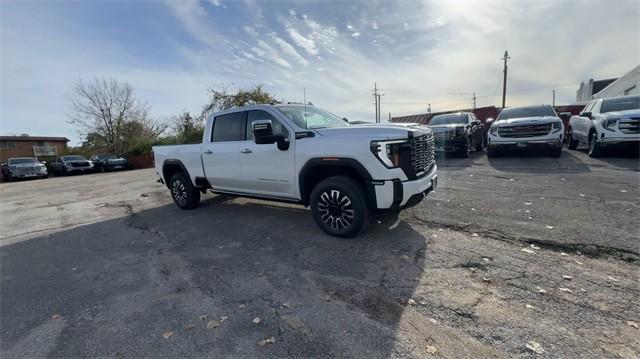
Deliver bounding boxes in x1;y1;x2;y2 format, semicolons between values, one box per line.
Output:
298;157;375;207
162;159;193;188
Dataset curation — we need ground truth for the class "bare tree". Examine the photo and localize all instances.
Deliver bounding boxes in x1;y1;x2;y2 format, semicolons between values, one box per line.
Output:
70;78;151;155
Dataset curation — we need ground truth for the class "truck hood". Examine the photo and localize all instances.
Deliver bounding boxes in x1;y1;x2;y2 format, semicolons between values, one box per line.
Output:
600;109;640;118
494;116;560;126
315;124;431;140
11;163;43;168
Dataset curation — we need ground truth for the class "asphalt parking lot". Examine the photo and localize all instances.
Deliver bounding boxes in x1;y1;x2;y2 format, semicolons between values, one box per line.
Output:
1;147;639;358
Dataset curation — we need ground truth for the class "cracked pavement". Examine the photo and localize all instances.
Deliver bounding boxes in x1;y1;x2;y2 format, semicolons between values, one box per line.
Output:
1;148;639;358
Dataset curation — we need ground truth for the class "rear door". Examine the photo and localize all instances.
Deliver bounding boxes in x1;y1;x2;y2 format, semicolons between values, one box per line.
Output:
573;101;594;142
238;109;296;198
201;111;245;192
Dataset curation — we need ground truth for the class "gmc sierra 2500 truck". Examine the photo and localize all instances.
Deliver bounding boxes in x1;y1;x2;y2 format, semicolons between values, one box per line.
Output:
153;104;437;237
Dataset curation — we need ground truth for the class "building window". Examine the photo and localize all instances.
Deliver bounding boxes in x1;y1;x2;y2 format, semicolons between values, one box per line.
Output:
624;85;636;95
0;141;16;149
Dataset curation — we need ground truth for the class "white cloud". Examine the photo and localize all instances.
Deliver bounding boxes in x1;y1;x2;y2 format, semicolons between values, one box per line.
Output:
286;27;319;56
352;32;360;38
372;22;379;30
243;25;259;36
257;40;293;68
403;22;410;30
208;0;222;6
272;36;308;66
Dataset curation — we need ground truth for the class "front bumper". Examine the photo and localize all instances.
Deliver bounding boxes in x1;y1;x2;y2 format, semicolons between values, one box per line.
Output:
66;166;94;172
434;136;466;152
598;136;640;145
372;164;438;210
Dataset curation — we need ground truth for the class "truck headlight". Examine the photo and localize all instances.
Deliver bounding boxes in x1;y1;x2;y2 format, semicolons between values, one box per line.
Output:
371;139;408;168
551;121;562;133
489;125;498;136
602;118;618;132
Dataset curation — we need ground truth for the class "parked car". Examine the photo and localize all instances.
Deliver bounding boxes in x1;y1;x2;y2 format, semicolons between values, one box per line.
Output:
487;105;564;157
51;155;94;175
1;157;48;181
153;104;438;238
568;95;639;157
91;154;128;172
428;112;484;157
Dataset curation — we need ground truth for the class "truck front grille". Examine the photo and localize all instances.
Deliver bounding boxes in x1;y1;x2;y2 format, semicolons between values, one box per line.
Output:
406;133;435;179
618;118;639;134
15;167;38;176
71;162;90;167
498;124;551;138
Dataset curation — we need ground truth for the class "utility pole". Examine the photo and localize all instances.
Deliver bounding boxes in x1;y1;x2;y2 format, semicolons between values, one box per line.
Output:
501;50;510;109
377;93;381;123
473;92;477;109
388;112;391;122
552;89;556;106
427;103;431;114
373;82;379;123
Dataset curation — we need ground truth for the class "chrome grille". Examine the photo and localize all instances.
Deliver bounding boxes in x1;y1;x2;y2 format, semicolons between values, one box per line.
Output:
71;161;90;167
498;124;551;138
16;167;38;176
619;118;639;134
410;133;435;176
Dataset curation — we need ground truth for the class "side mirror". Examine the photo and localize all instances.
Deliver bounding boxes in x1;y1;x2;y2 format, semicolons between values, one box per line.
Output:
581;112;593;119
40;160;47;164
342;117;349;123
485;118;495;125
252;119;289;150
471;120;481;125
559;112;571;120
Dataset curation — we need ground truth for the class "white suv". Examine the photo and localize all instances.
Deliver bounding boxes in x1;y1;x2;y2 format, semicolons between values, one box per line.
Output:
568;96;640;157
487;105;564;157
153;104;438;237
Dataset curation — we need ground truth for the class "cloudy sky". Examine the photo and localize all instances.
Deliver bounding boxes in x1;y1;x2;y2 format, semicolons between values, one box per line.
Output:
1;0;638;144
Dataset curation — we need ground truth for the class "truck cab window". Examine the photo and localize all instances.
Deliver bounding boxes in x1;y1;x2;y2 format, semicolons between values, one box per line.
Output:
211;112;245;142
246;110;289;141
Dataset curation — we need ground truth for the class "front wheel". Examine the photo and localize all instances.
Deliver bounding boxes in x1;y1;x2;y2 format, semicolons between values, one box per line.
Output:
310;176;370;238
588;131;603;157
567;129;579;150
169;172;200;210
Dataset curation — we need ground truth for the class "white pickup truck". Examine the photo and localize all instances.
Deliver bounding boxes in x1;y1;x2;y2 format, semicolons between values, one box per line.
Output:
153;104;437;237
568;95;639;157
487;105;564;157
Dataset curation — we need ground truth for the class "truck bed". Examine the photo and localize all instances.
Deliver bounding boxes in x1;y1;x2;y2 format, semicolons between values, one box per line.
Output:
152;144;205;184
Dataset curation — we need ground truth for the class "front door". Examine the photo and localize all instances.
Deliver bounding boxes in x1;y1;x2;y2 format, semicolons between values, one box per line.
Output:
202;111;244;192
238;109;296;198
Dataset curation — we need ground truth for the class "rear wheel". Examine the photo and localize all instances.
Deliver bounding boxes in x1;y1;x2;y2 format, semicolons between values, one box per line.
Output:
310;176;369;238
588;131;603;157
169;172;200;210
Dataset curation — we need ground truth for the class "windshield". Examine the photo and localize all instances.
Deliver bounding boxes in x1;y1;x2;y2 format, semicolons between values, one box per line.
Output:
430;114;468;125
62;156;87;161
275;106;349;130
8;158;38;165
600;96;640;113
497;106;557;120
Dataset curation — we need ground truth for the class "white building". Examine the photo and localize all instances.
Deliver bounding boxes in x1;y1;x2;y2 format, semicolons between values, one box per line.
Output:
593;65;639;99
576;65;640;103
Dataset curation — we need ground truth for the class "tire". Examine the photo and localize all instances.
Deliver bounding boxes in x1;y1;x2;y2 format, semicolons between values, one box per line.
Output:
588;131;603;158
310;176;370;238
475;137;483;152
567;129;578;150
169;172;200;210
458;138;470;158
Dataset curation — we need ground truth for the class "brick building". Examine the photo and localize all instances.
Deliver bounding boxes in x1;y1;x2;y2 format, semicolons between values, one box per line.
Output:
0;135;70;163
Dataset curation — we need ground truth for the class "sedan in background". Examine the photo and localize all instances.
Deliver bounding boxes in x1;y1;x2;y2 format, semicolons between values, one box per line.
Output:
91;154;128;172
1;157;48;181
428;112;484;157
51;155;94;175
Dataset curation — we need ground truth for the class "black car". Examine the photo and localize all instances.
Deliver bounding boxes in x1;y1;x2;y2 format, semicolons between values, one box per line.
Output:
51;155;94;175
428;112;484;157
90;154;128;172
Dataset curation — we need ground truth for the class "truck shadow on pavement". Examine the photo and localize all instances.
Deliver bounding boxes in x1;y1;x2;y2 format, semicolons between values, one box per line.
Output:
434;150;485;171
1;195;428;358
487;150;592;174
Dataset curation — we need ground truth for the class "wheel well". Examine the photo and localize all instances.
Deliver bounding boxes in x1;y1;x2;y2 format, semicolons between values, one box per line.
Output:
162;161;187;188
300;163;371;206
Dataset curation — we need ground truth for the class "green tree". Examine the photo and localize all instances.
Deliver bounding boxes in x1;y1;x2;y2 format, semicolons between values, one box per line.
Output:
200;85;278;119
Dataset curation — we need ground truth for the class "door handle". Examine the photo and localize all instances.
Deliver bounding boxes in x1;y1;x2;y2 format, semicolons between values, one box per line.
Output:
240;148;253;154
203;149;213;155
